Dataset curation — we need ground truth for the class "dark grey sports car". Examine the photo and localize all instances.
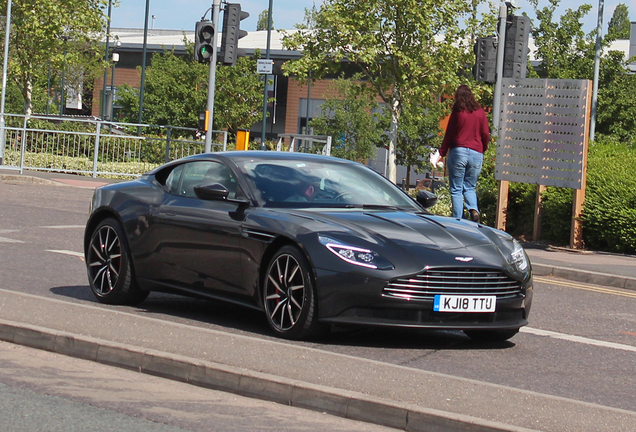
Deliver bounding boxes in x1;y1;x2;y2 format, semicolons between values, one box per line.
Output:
84;151;532;341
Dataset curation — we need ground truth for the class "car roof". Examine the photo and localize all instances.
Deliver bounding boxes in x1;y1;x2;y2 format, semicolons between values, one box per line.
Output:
149;151;359;174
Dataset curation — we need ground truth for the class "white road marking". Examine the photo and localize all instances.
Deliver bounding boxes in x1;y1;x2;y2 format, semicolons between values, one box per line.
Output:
0;236;24;243
46;250;84;258
521;327;636;353
40;225;85;229
0;229;19;234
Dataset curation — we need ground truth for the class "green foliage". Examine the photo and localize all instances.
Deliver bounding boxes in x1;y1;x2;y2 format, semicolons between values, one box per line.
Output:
608;3;631;39
2;0;107;113
582;137;636;253
256;10;273;31
475;137;636;253
117;49;208;132
395;99;445;183
539;186;573;245
214;51;269;133
308;77;382;163
427;184;452;217
529;0;599;79
117;46;265;135
596;63;636;145
282;0;482;181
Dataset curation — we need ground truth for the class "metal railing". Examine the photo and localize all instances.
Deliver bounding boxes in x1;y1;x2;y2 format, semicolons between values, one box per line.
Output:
0;113;228;178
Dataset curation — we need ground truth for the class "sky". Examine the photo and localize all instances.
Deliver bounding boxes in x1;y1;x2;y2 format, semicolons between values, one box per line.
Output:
110;1;632;35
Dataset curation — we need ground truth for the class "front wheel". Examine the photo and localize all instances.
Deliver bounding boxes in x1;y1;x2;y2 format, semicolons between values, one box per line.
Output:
463;328;520;342
263;245;322;340
86;218;148;305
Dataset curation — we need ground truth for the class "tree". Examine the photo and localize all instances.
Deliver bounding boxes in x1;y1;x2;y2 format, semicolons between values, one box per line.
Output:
530;0;636;144
395;99;446;187
608;3;630;40
283;0;477;183
117;44;265;135
214;52;269;133
308;76;383;163
0;0;107;114
529;0;598;79
256;10;273;31
596;51;636;145
117;50;209;132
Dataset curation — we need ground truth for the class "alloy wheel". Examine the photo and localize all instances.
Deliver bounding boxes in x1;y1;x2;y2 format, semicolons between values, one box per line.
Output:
88;225;122;296
264;253;306;332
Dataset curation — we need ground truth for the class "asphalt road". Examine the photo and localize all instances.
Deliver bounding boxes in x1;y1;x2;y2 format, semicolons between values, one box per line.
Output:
1;182;636;430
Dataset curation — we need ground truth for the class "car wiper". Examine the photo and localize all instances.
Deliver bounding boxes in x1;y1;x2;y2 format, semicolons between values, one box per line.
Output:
360;204;401;210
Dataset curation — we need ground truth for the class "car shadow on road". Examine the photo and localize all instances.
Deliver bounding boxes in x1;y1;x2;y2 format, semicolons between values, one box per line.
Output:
50;286;515;351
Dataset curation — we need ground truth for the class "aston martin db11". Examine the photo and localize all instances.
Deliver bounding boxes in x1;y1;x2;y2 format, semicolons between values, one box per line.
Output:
84;151;532;341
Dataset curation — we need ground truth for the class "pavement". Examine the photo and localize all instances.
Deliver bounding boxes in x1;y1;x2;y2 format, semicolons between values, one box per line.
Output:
1;168;636;432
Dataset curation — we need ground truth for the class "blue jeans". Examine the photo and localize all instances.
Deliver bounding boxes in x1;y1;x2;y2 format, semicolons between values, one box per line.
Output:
447;147;483;219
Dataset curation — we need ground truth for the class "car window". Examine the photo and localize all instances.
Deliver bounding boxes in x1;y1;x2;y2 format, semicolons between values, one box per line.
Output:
164;161;239;199
241;159;420;209
164;164;184;195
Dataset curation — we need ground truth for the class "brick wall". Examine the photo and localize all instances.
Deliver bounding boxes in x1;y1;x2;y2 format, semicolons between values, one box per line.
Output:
284;78;342;135
91;67;140;117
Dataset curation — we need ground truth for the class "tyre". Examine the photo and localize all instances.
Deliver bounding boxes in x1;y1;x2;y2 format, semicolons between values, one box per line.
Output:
86;218;149;305
463;328;520;342
263;245;322;340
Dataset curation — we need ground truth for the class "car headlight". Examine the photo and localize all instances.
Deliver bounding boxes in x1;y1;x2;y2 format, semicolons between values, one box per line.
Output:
509;240;529;273
319;235;393;270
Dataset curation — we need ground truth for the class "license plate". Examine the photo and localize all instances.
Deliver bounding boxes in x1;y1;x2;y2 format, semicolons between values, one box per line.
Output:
433;295;496;312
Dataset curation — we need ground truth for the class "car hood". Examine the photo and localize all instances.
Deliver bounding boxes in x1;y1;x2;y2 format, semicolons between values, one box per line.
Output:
282;208;519;273
293;209;489;249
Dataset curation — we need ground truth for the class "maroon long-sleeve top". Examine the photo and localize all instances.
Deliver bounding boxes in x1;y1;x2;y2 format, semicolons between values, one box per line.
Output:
439;108;490;158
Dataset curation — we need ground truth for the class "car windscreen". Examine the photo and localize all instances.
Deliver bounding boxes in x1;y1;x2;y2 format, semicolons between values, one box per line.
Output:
240;159;421;210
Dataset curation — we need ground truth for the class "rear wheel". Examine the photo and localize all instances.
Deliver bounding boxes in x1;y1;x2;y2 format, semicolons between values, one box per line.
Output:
86;218;148;305
463;328;519;342
263;245;322;340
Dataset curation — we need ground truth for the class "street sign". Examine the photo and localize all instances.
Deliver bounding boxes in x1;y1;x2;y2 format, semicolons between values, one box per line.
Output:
257;59;273;74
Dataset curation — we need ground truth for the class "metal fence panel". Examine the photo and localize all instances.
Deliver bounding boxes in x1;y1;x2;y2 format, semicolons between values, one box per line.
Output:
0;114;227;178
495;78;590;189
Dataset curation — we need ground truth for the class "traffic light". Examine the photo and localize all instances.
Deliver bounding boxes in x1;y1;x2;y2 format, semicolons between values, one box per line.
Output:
194;20;215;63
473;36;497;83
503;15;530;79
220;3;249;66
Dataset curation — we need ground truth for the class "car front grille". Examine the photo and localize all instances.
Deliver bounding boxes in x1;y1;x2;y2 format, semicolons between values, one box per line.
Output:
382;268;522;301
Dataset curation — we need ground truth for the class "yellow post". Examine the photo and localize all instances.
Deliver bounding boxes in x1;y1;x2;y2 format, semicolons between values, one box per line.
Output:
236;129;249;150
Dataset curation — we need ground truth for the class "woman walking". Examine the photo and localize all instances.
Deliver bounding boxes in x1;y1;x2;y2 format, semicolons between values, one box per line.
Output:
439;85;490;223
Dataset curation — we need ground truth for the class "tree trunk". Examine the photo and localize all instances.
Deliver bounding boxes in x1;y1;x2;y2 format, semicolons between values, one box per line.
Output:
23;73;33;116
387;95;400;184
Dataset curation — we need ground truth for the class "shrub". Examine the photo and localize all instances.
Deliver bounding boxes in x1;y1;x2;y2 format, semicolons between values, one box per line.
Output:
470;135;636;254
581;137;636;253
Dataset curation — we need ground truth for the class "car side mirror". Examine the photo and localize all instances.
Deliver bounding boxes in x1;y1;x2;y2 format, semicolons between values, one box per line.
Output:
415;190;438;209
194;183;229;201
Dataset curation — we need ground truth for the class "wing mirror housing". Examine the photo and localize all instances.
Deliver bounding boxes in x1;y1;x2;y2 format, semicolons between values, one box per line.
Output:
194;183;229;200
194;183;251;207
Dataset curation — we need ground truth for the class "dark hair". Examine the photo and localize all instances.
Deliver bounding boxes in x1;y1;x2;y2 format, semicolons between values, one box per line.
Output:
452;85;481;113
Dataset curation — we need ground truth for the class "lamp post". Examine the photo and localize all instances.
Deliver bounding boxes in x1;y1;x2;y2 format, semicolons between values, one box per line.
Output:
59;36;69;116
0;0;13;165
260;0;273;150
109;41;121;123
138;0;150;128
102;0;113;120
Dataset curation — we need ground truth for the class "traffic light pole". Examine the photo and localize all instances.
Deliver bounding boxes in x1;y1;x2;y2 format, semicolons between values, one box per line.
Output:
204;0;221;153
492;5;508;136
493;4;510;231
492;4;507;136
260;0;273;151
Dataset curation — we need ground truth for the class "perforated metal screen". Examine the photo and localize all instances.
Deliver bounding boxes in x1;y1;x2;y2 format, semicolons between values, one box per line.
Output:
495;78;591;189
